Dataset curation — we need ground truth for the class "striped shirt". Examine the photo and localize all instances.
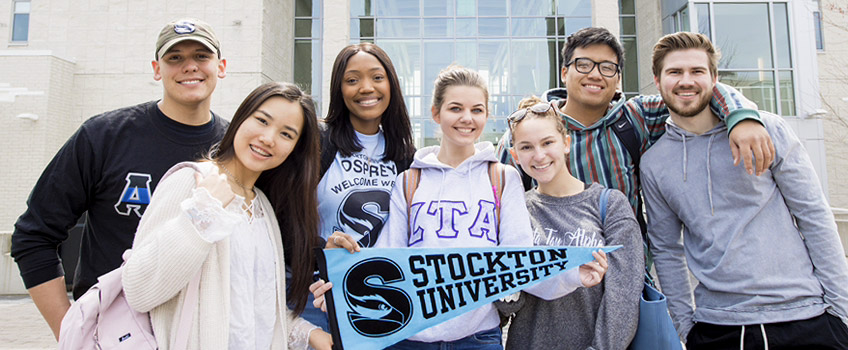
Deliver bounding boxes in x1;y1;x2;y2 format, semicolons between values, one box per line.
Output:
496;83;760;213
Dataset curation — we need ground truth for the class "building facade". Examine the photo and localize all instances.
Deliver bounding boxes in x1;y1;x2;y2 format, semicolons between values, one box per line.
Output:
1;0;845;293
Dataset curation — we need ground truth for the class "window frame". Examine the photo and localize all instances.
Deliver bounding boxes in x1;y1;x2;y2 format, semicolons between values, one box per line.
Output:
293;0;323;114
813;0;824;51
689;1;798;117
10;0;31;43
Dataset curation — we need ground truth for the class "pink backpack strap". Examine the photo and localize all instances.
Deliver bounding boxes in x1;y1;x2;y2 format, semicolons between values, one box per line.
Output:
171;272;202;350
403;168;421;230
160;162;205;350
488;162;505;225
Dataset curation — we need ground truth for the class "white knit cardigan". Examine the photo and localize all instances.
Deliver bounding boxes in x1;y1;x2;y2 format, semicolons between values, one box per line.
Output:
122;162;317;349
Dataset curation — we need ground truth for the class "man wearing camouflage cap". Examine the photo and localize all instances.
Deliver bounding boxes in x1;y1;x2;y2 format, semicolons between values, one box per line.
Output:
11;18;229;339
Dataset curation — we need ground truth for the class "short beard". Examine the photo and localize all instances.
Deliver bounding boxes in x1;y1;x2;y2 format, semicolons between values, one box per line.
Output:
662;89;712;118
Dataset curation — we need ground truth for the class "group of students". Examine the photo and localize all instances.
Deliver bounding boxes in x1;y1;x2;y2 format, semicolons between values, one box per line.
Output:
10;16;848;350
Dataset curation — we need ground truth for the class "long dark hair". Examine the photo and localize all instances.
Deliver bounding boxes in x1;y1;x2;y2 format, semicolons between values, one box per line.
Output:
324;43;415;164
211;82;321;314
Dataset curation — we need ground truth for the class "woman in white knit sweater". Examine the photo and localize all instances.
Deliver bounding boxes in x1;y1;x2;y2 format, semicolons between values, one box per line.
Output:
123;82;332;349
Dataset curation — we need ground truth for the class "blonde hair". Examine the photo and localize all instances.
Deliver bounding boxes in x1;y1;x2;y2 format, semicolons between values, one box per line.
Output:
652;31;721;77
517;95;544;109
431;65;488;112
509;96;567;138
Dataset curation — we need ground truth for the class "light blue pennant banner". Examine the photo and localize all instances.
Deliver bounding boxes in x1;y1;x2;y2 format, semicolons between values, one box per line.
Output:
317;245;620;350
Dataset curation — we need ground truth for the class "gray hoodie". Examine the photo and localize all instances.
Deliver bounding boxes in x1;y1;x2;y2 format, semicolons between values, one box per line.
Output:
641;112;848;341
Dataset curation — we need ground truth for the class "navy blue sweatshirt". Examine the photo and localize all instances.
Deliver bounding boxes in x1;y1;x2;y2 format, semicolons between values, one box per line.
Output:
12;101;228;298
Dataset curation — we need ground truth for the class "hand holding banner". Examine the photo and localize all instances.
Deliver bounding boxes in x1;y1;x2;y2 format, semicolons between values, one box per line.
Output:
316;245;620;350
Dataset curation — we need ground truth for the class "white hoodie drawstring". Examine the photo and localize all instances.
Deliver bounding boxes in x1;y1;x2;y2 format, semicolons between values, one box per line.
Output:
739;324;770;350
760;324;769;350
707;134;716;216
682;134;688;182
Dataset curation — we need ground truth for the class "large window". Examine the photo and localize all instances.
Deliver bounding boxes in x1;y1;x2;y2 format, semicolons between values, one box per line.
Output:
350;0;592;146
294;0;323;110
693;2;796;116
11;0;30;42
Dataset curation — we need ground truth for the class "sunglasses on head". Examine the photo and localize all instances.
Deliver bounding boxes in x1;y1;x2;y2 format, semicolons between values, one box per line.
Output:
507;102;556;126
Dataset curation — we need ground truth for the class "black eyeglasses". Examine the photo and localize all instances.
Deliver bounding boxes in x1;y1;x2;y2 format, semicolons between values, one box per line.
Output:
565;57;620;77
507;102;556;127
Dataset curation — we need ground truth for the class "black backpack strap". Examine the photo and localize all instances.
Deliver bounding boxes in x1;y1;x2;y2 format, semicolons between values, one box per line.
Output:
609;113;655;279
319;123;336;179
609;113;642;169
609;113;647;236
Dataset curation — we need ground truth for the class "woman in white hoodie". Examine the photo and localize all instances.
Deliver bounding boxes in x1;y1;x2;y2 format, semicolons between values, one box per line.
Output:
316;66;609;349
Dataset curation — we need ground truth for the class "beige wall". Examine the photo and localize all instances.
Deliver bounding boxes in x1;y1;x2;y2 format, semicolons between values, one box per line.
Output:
0;54;75;228
817;0;848;210
593;0;620;34
635;0;662;94
321;0;351;115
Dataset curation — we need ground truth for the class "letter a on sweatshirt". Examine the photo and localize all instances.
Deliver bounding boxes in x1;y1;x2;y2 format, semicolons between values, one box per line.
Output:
316;245;620;350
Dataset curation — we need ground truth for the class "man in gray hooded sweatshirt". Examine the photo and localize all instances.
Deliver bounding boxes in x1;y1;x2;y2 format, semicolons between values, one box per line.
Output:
641;31;848;349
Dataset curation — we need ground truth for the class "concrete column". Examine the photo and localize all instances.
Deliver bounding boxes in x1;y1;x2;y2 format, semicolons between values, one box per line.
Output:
592;0;621;36
635;0;662;94
321;0;351;114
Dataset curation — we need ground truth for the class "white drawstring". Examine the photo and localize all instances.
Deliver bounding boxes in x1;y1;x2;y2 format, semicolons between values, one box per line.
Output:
760;324;769;350
739;324;770;350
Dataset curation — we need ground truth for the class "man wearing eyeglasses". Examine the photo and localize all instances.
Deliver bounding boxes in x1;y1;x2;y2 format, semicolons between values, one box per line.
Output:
496;27;774;229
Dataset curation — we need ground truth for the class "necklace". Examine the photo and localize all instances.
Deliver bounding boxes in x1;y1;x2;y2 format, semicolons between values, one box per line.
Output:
218;162;255;218
363;131;382;175
218;162;253;197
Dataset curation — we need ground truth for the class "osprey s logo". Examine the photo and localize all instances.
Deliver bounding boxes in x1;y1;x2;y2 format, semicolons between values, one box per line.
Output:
338;189;391;247
114;173;152;217
343;258;412;337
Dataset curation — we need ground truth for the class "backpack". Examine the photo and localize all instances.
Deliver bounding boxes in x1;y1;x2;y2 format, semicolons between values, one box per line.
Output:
58;163;206;350
402;162;506;241
57;250;158;349
58;250;200;349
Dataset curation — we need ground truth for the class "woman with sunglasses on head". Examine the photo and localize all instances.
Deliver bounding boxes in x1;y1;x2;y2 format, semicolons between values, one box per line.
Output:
496;96;644;350
122;82;332;350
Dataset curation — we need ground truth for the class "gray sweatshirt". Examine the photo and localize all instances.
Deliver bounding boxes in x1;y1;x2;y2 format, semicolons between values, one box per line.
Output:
641;112;848;341
498;183;644;350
